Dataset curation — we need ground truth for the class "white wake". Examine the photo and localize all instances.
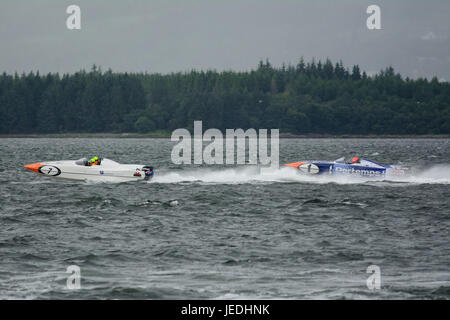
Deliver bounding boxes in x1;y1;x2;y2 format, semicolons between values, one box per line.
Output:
150;165;450;186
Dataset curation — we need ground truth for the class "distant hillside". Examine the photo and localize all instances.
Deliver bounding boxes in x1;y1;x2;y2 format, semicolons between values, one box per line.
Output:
1;59;449;135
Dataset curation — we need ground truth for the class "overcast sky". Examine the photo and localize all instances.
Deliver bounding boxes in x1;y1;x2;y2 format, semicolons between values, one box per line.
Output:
1;0;449;80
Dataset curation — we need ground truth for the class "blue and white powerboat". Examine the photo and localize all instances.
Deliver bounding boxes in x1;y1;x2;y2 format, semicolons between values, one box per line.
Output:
284;157;408;177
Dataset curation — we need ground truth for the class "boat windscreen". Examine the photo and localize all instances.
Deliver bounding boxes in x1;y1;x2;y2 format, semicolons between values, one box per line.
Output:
334;157;345;163
75;158;88;166
359;159;385;168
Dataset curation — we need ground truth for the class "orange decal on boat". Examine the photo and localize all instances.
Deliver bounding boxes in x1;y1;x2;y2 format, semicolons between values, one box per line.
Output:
24;163;43;173
284;162;304;168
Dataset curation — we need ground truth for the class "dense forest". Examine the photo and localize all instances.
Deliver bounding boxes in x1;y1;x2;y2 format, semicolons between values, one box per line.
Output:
0;59;449;135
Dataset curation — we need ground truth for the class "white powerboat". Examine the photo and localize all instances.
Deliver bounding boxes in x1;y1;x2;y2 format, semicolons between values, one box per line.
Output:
24;158;154;182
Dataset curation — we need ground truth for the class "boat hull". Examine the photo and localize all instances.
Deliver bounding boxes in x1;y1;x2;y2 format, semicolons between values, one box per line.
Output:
313;162;387;177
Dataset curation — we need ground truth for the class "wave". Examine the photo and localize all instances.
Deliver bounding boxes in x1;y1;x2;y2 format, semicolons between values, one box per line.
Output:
150;165;450;186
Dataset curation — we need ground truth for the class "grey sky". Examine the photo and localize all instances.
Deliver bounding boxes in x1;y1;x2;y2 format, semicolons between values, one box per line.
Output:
1;0;449;80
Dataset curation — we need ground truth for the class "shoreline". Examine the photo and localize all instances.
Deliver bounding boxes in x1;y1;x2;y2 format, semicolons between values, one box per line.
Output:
0;133;449;139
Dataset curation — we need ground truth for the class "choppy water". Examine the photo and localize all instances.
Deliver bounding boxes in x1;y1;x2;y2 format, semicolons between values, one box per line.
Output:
0;138;449;299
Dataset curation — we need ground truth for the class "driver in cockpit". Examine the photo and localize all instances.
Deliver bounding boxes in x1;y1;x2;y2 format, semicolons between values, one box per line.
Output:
351;157;360;164
88;156;100;166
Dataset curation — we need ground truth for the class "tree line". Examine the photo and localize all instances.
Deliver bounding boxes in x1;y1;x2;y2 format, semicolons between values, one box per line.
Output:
0;59;449;135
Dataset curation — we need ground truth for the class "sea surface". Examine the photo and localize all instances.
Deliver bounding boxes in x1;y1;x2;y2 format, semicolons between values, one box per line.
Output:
0;138;449;299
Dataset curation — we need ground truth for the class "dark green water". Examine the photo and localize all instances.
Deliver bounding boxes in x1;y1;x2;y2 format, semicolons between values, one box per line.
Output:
0;138;449;299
